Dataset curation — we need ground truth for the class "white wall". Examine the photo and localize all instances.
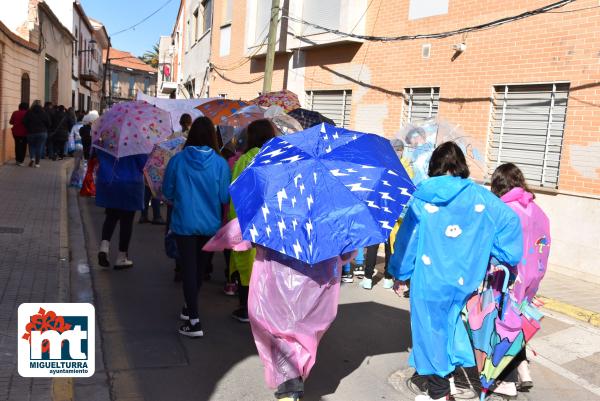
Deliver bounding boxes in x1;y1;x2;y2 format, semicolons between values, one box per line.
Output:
181;0;211;97
536;192;600;284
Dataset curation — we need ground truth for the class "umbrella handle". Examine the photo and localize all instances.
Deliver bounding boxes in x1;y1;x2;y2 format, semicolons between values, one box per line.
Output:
500;264;511;293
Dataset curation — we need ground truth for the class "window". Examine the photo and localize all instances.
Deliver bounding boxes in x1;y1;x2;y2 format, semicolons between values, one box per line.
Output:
129;76;136;97
86;95;91;112
488;83;569;188
306;90;352;128
21;73;30;105
404;87;440;123
219;25;231;56
202;0;213;34
223;0;233;23
193;8;200;42
111;72;119;95
144;77;150;94
409;0;448;20
255;0;272;44
302;0;341;36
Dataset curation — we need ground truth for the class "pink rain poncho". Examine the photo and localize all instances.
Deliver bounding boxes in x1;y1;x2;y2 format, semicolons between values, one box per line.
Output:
249;246;351;389
501;187;551;303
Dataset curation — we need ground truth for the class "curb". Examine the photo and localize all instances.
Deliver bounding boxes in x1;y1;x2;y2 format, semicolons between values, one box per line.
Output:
53;163;74;401
537;295;600;327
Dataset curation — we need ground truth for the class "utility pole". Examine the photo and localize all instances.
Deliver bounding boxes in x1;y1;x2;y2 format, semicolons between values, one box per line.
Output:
262;0;279;94
100;38;111;112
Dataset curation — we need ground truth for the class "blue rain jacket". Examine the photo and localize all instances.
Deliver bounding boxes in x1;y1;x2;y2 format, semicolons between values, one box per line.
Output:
389;175;523;377
95;149;147;211
162;146;231;236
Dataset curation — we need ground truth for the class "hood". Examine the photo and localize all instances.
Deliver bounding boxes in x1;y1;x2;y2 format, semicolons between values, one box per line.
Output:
413;175;472;205
181;146;216;170
501;187;533;207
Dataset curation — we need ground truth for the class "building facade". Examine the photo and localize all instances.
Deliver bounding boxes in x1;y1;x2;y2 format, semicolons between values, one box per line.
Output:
104;48;157;105
0;0;75;163
169;0;600;282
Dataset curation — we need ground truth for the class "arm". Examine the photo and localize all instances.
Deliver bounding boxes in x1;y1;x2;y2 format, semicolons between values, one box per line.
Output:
491;204;523;267
9;112;16;125
218;159;231;205
162;157;177;201
388;203;420;281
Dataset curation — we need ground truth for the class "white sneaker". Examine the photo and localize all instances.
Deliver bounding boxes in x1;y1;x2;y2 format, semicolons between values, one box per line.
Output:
360;278;373;290
34;164;40;168
414;394;447;401
382;278;394;289
517;360;533;390
114;252;133;270
493;381;517;397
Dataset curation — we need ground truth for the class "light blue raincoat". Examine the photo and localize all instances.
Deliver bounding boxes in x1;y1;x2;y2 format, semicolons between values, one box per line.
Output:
389;175;523;377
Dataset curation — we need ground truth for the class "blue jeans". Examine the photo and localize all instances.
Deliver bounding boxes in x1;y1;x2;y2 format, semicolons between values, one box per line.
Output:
28;132;47;164
343;247;364;272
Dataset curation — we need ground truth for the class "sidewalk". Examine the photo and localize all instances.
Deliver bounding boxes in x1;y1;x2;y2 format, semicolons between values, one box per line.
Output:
0;160;68;401
538;270;600;326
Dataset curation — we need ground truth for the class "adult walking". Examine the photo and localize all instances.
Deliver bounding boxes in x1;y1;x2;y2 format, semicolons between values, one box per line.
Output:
23;100;51;168
389;142;523;401
96;148;147;270
9;102;29;166
50;105;74;160
163;117;231;337
228;119;276;322
80;110;98;160
490;163;551;397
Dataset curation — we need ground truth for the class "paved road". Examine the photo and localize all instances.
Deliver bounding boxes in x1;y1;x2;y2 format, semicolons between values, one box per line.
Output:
78;196;600;401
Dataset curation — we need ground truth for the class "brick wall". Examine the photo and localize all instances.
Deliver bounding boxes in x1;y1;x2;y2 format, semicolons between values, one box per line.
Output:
204;0;600;196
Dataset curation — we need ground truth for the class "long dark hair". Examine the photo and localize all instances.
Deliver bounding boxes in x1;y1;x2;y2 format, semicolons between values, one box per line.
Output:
184;116;220;154
246;119;276;152
428;141;470;178
491;163;534;198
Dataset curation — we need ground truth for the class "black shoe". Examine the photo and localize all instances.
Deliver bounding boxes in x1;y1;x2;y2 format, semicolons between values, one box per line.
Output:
353;264;365;279
341;272;354;283
138;215;150;224
151;217;166;225
179;307;190;321
98;251;110;267
28;160;34;167
173;270;182;282
231;308;249;323
179;321;203;338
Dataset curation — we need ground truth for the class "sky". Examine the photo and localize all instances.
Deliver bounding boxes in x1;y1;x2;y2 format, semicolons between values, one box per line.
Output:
80;0;180;57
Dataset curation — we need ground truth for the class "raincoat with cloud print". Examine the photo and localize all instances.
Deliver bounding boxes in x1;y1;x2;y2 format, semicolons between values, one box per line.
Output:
389;175;523;377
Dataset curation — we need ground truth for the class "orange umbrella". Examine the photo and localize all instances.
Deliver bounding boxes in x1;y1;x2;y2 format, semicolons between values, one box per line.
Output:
196;99;248;125
249;89;301;113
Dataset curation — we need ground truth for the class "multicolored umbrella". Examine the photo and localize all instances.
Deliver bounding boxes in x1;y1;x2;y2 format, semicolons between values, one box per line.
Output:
229;123;415;265
92;101;173;158
249;89;301;113
143;136;186;199
196;99;248;126
220;105;304;135
464;266;543;400
288;108;335;129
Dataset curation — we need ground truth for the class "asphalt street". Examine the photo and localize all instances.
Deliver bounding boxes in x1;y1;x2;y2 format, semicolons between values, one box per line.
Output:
78;197;600;401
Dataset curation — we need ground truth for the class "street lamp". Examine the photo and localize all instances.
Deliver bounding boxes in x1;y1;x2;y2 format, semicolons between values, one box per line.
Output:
78;38;97;54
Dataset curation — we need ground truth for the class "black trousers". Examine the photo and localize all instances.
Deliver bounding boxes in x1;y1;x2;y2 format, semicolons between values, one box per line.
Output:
53;138;67;158
175;235;212;320
364;242;392;279
497;348;527;383
427;374;450;399
101;208;136;252
14;136;28;163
